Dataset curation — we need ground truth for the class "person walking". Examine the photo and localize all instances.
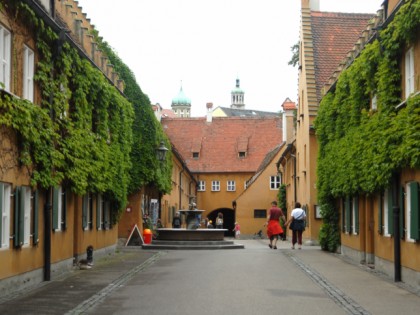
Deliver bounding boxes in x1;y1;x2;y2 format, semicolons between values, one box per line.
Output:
233;222;241;239
265;201;286;249
284;202;306;249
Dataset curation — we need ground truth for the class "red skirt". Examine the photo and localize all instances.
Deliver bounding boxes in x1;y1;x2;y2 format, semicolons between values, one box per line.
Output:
267;220;283;238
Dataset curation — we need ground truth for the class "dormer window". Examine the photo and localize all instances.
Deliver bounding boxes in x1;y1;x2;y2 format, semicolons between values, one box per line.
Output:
193;152;199;159
237;136;248;159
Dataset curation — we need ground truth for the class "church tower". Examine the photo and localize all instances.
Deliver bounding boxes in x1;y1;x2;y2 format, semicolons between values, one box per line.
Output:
231;77;245;109
171;83;191;117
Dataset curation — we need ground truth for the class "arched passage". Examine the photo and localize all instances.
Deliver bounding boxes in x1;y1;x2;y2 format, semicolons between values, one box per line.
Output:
207;208;235;237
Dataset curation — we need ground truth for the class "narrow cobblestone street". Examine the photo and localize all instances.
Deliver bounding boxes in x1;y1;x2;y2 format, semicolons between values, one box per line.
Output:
1;239;419;315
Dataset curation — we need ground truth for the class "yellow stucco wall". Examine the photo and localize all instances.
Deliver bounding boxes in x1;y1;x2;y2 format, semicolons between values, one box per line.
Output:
234;151;284;235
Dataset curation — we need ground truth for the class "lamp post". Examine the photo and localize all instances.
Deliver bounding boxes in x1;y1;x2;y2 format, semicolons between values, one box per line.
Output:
156;141;169;220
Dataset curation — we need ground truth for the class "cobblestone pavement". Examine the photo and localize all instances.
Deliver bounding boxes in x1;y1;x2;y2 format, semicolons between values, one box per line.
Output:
1;239;419;315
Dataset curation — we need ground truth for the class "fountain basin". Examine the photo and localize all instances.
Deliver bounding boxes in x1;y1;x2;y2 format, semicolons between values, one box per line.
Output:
157;228;228;241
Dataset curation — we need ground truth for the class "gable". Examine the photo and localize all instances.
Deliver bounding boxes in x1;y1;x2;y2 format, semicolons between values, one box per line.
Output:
162;117;283;173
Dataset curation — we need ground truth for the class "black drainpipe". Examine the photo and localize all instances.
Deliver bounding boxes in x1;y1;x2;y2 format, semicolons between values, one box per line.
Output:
392;172;401;282
291;154;297;203
179;167;185;209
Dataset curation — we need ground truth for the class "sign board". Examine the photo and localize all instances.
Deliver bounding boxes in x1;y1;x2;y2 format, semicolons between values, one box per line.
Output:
125;224;144;246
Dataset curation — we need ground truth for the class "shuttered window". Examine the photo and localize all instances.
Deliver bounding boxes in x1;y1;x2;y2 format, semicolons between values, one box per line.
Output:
22;187;31;246
52;186;67;231
378;193;383;235
405;47;415;98
408;182;419;241
0;25;11;92
344;196;351;234
23;45;34;102
103;200;110;230
82;194;92;230
352;196;359;235
0;182;11;248
96;194;103;230
33;190;39;245
13;186;34;247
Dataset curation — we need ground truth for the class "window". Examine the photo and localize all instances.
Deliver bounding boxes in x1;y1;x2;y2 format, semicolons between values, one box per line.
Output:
383;189;392;237
197;181;205;191
270;175;281;190
12;186;37;247
103;200;111;230
211;180;220;191
254;209;266;218
96;194;103;230
0;25;11;92
343;197;351;234
23;45;34;102
227;180;236;191
238;151;246;158
53;186;66;231
0;182;11;249
351;196;359;235
22;186;31;246
82;194;93;230
405;47;415;98
192;152;199;159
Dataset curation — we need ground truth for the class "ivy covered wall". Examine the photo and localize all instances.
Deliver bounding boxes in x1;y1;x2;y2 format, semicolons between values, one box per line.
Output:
315;0;420;251
0;1;171;216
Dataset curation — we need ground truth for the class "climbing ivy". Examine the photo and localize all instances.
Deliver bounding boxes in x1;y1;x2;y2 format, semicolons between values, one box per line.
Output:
0;1;134;212
277;184;287;212
97;40;173;194
315;0;420;252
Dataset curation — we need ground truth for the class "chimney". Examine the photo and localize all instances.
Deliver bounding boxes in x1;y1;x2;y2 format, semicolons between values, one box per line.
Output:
302;0;320;11
206;102;213;123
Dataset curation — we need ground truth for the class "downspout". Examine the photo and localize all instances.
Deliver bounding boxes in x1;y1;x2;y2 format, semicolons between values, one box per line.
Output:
179;167;185;209
392;172;401;282
291;154;297;203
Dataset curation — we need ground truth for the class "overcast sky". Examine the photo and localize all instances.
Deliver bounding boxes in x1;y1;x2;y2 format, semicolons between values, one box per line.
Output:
76;0;382;117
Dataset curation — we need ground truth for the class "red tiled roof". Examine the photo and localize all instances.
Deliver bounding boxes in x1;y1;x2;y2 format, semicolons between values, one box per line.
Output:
281;97;296;110
311;12;374;102
162;116;283;173
161;109;177;118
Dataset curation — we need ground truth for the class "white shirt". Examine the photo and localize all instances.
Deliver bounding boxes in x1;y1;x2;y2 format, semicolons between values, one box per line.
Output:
291;208;306;220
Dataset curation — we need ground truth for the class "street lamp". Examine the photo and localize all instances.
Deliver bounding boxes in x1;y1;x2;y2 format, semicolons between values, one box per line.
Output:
156;141;169;162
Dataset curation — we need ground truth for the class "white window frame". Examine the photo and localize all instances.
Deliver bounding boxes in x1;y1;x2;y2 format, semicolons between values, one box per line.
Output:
97;193;103;230
22;186;31;246
227;180;236;192
270;175;281;190
54;186;63;232
211;180;220;192
83;194;92;231
384;189;391;237
1;183;11;249
351;197;358;235
197;181;205;192
0;25;11;92
23;45;34;102
405;47;415;99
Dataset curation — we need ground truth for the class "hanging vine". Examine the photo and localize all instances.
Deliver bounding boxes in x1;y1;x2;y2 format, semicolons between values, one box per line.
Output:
0;1;134;212
315;0;420;252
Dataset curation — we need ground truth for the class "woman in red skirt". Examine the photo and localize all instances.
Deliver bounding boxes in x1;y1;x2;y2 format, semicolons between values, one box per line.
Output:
265;201;286;249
